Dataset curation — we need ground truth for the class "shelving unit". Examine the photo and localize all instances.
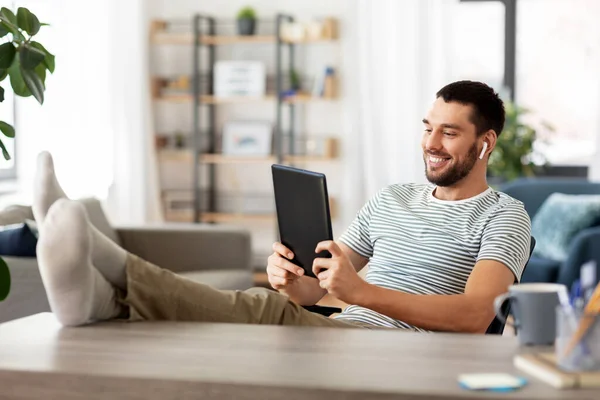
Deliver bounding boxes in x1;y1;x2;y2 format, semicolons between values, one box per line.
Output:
149;15;339;225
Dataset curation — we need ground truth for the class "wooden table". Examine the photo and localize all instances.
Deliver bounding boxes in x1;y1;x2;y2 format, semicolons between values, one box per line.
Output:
0;313;598;400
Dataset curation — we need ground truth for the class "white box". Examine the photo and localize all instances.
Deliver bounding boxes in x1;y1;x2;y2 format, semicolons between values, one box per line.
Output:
214;61;266;97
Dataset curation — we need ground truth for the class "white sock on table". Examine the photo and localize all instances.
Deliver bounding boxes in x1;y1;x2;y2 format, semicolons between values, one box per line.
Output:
32;151;128;289
37;199;123;326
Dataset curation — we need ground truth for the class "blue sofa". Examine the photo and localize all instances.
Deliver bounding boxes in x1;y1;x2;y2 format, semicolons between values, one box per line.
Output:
500;178;600;288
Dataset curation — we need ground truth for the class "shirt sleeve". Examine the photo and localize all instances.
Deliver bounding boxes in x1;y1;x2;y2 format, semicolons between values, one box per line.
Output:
477;201;532;282
338;189;383;259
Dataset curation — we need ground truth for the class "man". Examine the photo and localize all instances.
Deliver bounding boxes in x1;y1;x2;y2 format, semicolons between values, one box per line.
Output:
33;80;530;333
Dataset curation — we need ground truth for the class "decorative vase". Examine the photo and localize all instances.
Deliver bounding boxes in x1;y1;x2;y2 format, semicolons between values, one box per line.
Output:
237;18;256;36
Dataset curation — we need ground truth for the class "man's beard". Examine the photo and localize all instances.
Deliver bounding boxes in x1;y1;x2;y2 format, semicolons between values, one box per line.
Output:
424;142;478;187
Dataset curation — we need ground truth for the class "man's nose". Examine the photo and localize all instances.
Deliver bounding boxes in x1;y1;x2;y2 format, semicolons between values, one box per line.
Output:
425;130;443;152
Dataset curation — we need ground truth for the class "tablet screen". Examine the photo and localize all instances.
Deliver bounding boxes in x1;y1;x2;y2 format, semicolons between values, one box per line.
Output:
271;164;333;278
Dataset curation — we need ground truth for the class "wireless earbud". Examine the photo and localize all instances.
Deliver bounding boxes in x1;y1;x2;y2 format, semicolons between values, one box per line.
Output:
479;142;488;160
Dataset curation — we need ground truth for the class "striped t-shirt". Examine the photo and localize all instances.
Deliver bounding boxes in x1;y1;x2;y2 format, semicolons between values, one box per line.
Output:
335;183;531;331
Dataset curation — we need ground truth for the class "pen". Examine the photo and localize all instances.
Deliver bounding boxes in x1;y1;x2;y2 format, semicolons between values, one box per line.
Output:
562;281;600;358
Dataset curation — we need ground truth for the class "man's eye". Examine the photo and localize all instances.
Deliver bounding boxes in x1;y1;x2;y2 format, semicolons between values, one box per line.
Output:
443;132;456;136
424;129;432;133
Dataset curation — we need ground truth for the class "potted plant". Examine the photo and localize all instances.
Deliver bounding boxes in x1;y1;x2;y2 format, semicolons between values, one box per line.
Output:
488;101;552;183
0;6;54;303
236;6;257;36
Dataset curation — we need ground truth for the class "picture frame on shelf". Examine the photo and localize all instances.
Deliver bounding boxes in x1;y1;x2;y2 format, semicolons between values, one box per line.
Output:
222;121;273;156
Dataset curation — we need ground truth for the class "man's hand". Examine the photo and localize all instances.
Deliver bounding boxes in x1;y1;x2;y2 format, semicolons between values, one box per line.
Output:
266;242;304;290
313;241;368;304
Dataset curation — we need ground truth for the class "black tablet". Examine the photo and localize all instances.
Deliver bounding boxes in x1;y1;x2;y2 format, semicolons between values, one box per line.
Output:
271;164;333;278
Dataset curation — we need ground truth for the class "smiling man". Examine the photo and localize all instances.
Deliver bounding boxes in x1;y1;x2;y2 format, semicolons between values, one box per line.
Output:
31;80;531;333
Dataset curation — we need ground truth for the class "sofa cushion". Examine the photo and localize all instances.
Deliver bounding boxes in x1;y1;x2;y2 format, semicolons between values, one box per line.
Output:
0;199;120;246
0;205;34;226
0;221;38;257
531;193;600;262
521;256;560;283
179;270;253;291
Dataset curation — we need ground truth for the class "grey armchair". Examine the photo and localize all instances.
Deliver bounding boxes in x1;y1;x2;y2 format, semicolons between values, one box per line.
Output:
0;198;253;323
500;178;600;289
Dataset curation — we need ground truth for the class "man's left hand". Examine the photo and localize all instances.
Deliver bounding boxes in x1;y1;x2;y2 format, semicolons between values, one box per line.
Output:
312;241;368;304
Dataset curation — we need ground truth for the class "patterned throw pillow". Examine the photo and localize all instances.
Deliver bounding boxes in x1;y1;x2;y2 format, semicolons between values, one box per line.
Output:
531;193;600;262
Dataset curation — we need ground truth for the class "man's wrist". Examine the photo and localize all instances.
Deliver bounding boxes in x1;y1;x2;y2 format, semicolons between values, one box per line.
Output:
352;280;377;307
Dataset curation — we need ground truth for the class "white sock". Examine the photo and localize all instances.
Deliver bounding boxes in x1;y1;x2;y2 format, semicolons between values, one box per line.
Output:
32;151;128;289
37;199;123;326
90;225;128;290
32;151;67;225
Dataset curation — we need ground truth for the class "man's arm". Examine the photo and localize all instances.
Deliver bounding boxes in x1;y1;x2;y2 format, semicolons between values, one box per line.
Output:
354;259;515;333
339;241;369;272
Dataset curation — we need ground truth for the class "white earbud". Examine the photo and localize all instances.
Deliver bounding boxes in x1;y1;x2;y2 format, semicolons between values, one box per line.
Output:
479;142;488;160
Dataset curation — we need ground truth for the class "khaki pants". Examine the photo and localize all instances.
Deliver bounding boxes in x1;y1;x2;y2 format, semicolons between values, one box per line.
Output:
119;254;369;329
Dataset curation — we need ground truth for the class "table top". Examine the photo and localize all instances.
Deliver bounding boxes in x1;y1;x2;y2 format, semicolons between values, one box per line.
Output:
0;313;598;400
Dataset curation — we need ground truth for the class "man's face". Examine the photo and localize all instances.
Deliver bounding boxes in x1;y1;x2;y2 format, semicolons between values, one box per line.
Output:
421;98;480;187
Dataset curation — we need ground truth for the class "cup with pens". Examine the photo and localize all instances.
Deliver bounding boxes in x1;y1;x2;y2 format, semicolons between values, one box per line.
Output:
555;261;600;371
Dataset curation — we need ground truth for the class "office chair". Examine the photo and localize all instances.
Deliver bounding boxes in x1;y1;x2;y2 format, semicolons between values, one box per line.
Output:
485;236;536;334
305;236;537;335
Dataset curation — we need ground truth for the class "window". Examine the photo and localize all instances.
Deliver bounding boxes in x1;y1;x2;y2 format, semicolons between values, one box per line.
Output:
450;0;600;168
517;0;600;166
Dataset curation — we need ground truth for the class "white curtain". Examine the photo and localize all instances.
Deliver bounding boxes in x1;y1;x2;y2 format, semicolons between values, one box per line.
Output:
105;0;162;224
340;0;454;226
8;0;161;224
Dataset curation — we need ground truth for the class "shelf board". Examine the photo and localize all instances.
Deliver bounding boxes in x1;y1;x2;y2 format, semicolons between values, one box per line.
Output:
155;93;335;104
158;150;336;164
202;212;275;223
164;209;275;223
202;35;276;45
151;32;194;45
151;33;337;46
155;94;276;104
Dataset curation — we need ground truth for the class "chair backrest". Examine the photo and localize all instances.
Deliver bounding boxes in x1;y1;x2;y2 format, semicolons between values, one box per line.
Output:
485;236;536;334
500;178;600;219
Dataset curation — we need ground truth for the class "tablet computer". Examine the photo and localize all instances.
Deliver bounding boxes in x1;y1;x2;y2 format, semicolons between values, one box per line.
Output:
271;164;333;278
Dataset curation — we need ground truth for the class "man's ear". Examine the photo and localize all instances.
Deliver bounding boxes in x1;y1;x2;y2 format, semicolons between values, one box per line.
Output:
481;130;497;159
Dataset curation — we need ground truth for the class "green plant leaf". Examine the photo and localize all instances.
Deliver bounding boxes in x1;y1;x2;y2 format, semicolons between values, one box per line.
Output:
0;120;14;138
0;136;10;161
0;85;3;102
0;69;7;81
0;255;11;301
20;66;43;104
19;44;45;69
0;42;16;69
1;8;17;25
0;22;8;38
34;61;45;87
16;7;40;36
8;57;31;97
30;41;54;73
0;20;24;42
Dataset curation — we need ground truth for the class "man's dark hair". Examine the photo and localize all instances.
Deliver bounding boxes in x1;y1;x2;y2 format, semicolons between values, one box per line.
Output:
436;80;505;137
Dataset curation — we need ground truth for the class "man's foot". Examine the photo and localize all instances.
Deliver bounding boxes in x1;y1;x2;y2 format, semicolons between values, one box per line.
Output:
37;199;123;326
32;151;128;289
32;151;67;224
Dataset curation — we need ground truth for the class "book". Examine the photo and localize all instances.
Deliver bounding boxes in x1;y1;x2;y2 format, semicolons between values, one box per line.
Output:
514;353;600;389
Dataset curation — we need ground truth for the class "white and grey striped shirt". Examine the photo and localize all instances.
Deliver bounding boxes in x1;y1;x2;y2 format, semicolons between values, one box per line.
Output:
335;183;531;331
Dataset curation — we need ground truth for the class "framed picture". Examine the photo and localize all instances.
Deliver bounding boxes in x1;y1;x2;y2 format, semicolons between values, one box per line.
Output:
222;121;273;156
214;61;266;97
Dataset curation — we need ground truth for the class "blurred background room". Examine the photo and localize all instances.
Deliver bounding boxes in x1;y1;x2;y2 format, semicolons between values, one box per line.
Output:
1;0;600;290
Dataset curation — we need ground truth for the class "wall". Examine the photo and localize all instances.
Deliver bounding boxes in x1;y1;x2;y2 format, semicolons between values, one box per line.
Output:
148;0;351;266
